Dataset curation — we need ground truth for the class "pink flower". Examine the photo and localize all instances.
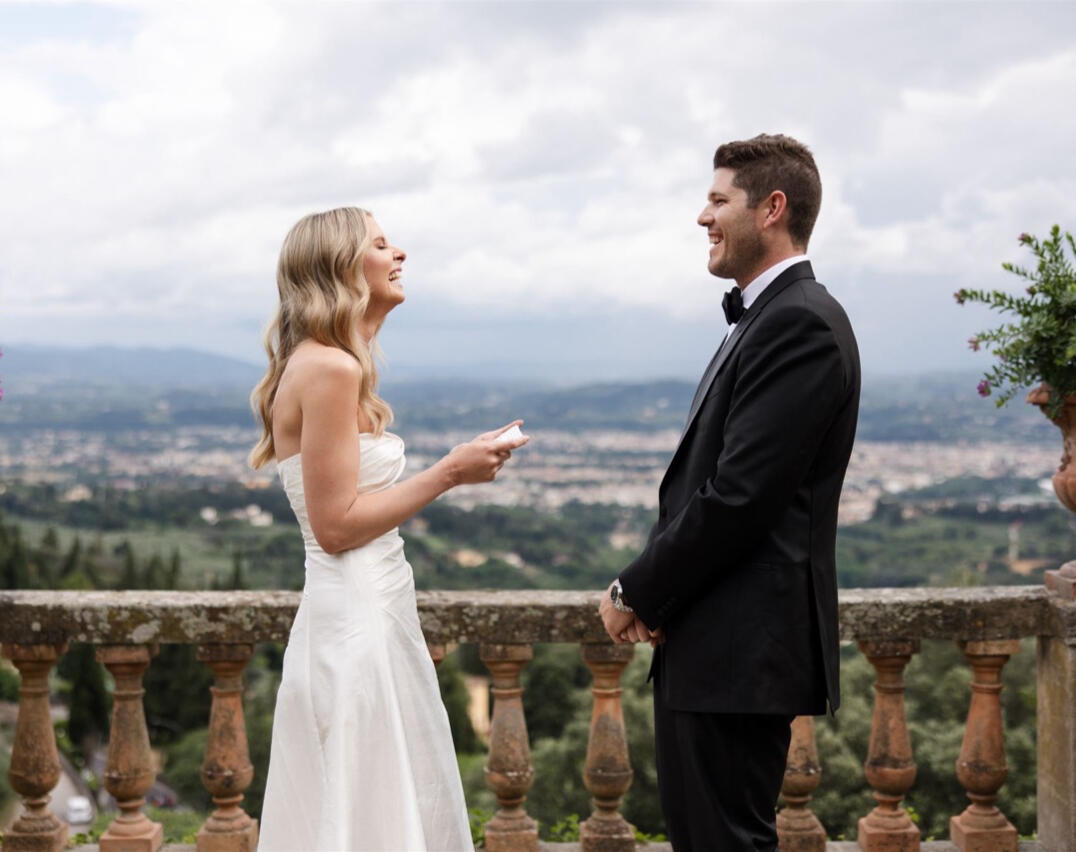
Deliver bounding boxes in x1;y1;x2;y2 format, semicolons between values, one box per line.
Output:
968;336;980;351
977;380;991;397
1019;232;1031;244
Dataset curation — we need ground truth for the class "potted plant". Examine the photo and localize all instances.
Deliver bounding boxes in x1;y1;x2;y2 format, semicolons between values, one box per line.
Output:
956;226;1076;513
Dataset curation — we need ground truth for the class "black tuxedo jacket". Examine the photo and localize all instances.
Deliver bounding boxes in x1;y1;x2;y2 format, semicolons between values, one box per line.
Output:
619;261;860;716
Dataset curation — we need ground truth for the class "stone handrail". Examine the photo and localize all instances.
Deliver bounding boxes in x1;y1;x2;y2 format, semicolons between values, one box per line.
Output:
0;585;1061;646
2;585;1075;852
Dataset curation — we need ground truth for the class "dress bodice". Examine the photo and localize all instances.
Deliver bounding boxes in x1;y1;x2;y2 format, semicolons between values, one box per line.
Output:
276;432;407;548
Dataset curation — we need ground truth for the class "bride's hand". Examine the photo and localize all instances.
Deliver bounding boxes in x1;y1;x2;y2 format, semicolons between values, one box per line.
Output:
476;420;529;448
442;422;528;485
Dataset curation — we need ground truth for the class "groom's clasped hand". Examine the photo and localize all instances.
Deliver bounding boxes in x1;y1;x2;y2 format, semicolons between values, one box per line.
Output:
598;583;665;647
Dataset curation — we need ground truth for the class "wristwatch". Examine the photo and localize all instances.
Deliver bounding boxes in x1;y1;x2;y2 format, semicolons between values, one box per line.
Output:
610;580;633;613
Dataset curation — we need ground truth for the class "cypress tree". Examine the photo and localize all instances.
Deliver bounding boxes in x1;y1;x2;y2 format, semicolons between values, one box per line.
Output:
2;533;29;589
60;537;82;579
143;646;213;745
143;554;164;590
58;645;111;762
229;550;246;590
118;544;139;590
38;527;60;587
166;549;181;590
82;536;103;590
40;526;59;553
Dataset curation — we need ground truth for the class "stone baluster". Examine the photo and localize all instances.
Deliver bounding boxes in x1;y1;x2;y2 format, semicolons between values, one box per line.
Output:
857;639;921;852
95;644;164;852
579;643;635;852
1037;610;1076;848
950;639;1021;852
1;642;69;852
427;642;446;668
777;715;826;852
195;644;258;852
480;643;538;852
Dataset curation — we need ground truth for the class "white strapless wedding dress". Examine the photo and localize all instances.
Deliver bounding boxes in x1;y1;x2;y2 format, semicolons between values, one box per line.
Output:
258;432;473;851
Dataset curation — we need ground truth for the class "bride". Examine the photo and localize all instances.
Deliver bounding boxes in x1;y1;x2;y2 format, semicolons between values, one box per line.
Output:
249;206;527;850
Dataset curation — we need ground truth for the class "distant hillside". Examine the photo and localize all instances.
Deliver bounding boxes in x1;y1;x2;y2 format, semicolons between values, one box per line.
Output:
0;344;263;389
854;371;1055;442
0;345;1058;443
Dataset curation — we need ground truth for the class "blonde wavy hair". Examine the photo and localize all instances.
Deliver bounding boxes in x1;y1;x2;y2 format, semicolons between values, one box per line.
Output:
249;206;393;469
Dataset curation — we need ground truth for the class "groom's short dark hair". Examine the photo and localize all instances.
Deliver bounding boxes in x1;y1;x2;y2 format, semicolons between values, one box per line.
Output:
713;134;821;248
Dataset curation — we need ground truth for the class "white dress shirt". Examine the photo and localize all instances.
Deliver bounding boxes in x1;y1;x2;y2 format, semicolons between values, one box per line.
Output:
724;254;809;339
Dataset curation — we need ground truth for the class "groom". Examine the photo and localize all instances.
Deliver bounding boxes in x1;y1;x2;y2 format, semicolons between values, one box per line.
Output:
599;134;861;851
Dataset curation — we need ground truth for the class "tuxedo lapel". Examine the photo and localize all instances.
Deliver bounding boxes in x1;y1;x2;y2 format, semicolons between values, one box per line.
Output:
670;261;816;462
679;327;737;441
681;343;725;438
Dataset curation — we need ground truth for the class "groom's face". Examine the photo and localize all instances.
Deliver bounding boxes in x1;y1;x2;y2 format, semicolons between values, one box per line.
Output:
698;167;765;283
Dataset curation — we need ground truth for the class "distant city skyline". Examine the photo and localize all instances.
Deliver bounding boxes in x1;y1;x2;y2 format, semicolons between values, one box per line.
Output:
1;2;1074;381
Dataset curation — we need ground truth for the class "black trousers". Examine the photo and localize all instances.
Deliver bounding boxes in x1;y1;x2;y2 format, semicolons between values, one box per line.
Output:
654;687;793;852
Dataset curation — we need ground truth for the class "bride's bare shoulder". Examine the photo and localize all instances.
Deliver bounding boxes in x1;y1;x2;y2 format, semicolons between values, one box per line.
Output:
286;342;362;386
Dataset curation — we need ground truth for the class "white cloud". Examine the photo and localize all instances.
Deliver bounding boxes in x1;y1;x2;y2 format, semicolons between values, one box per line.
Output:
0;1;1073;375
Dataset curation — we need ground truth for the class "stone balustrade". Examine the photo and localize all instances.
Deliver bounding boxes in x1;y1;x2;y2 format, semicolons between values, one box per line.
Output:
0;585;1074;851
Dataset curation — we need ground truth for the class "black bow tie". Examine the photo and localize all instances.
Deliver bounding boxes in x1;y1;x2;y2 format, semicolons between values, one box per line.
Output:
722;287;745;325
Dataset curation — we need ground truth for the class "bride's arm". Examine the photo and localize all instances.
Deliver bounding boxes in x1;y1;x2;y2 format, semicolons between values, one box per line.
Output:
299;351;523;554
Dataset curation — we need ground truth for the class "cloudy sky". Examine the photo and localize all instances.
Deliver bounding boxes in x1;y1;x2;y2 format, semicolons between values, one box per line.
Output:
2;1;1074;382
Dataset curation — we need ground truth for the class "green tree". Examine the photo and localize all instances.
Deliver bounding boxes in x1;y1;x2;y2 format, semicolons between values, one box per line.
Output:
166;548;182;590
60;536;82;579
437;651;479;754
86;533;104;561
40;526;59;554
143;645;213;745
143;553;164;590
162;727;211;812
36;526;60;587
1;531;30;589
229;550;246;590
58;566;95;591
57;644;111;762
522;644;588;741
118;544;138;590
82;534;104;589
0;662;19;701
0;732;12;820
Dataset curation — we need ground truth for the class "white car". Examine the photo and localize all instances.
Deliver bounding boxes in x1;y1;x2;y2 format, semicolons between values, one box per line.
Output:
65;795;93;826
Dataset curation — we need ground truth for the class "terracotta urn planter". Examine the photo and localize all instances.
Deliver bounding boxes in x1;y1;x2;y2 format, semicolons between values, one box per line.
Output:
1027;385;1076;512
1028;385;1076;598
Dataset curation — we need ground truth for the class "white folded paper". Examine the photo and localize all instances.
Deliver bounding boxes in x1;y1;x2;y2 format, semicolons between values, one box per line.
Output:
495;424;526;447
